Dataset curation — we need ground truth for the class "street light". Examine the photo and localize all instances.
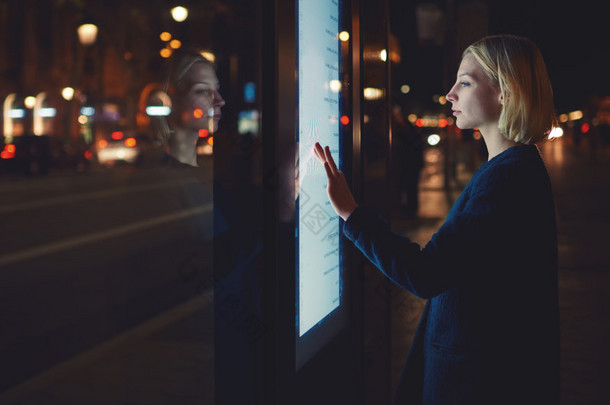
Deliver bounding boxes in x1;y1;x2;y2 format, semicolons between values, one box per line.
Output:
171;6;189;22
62;87;75;101
379;49;387;62
24;96;36;109
77;23;98;46
200;51;216;62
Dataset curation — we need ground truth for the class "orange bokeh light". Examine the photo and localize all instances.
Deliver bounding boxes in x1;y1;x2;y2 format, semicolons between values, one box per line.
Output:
340;115;350;125
98;139;108;149
1;144;16;159
193;108;204;119
124;137;137;147
207;136;214;146
111;131;124;140
199;129;209;137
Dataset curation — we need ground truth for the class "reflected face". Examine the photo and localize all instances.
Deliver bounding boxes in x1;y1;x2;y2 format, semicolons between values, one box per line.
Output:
445;54;502;134
179;62;225;132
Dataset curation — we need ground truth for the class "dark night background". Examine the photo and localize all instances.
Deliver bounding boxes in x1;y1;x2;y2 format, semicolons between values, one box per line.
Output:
390;0;609;113
1;1;608;403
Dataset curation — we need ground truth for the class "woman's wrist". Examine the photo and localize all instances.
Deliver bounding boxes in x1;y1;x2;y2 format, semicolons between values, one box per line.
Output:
340;204;358;222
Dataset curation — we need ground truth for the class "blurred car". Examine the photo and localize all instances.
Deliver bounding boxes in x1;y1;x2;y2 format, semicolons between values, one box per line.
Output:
95;130;140;165
0;134;51;175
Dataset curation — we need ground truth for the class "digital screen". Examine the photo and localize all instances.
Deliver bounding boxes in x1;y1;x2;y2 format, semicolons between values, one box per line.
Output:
297;0;341;337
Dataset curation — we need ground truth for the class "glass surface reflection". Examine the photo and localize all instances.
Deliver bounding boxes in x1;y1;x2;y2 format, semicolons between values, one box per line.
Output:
0;1;262;403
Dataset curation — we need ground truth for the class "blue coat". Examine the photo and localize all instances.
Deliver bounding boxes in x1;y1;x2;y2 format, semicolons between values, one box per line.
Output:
344;145;560;404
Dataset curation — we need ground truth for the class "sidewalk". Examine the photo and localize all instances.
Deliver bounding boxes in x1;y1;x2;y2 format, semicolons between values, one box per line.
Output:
388;146;464;395
543;138;610;404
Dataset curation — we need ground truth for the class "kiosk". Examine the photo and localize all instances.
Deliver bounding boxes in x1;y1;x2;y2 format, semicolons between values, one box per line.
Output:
260;0;364;403
215;0;372;403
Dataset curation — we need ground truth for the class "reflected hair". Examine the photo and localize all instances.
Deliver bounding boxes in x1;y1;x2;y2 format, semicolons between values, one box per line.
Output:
166;49;216;95
463;35;557;144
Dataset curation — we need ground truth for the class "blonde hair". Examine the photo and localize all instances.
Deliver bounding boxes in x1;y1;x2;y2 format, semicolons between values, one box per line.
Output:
463;35;557;144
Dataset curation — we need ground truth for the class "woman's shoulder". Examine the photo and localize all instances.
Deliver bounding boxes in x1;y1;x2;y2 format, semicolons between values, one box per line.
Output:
473;145;552;203
480;144;545;177
490;144;540;165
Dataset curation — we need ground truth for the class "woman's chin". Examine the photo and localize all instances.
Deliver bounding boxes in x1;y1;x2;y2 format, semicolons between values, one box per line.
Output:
454;122;472;131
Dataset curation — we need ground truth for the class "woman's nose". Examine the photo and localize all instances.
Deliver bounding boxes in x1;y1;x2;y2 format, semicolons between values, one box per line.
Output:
214;90;225;107
445;85;457;103
445;89;456;103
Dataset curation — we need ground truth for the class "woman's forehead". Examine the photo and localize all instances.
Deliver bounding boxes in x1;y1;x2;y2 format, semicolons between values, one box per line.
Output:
458;53;495;85
186;62;218;84
457;54;482;77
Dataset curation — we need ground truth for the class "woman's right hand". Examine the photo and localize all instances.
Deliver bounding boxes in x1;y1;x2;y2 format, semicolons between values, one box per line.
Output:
313;142;358;221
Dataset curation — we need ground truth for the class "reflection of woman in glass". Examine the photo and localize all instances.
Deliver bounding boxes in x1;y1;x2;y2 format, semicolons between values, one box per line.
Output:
156;49;264;404
157;50;225;167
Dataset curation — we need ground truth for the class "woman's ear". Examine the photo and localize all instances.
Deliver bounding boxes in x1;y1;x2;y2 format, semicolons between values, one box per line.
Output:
498;90;507;106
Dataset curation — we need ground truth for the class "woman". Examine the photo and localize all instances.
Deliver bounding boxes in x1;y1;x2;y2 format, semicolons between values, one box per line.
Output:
314;35;559;404
155;49;225;167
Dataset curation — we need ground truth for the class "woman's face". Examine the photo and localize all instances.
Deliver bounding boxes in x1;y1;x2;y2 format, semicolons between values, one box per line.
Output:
179;62;225;133
446;54;502;134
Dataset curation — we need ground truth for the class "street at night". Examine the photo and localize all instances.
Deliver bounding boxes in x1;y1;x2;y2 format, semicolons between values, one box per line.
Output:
0;161;216;397
1;0;609;404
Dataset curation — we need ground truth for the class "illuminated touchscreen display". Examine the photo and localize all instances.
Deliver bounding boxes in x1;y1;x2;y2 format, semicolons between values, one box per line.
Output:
297;0;341;337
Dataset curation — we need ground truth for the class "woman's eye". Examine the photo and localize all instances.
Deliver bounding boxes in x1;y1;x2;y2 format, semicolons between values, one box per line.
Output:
460;81;470;87
194;89;214;97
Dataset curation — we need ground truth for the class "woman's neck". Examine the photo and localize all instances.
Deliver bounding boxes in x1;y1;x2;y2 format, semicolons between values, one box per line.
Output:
481;128;521;160
168;127;199;166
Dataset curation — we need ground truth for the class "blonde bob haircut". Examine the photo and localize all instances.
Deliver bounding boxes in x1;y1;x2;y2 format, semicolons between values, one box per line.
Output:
463;35;557;144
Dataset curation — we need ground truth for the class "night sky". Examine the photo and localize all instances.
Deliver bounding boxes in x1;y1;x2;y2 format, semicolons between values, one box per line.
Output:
390;0;609;113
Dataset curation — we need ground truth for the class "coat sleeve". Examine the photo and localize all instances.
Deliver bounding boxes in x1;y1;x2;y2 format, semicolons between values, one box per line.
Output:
343;167;518;298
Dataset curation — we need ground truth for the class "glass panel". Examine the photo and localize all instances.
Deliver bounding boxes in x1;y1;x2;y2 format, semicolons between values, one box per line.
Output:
0;1;261;403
